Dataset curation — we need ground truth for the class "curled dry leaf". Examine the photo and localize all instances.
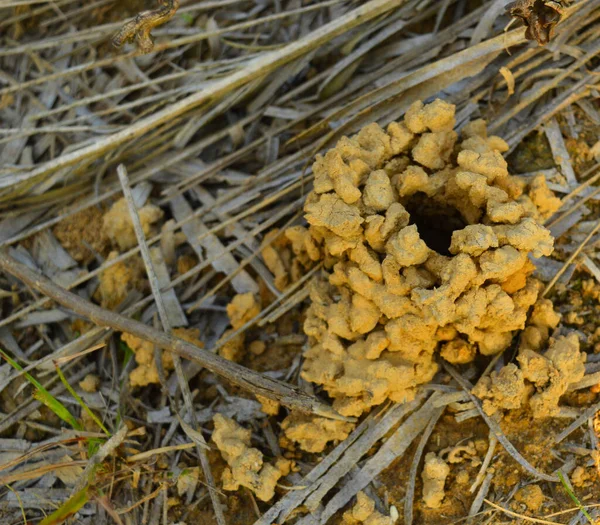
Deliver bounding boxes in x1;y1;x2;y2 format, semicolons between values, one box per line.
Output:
112;0;180;54
505;0;564;45
498;66;515;97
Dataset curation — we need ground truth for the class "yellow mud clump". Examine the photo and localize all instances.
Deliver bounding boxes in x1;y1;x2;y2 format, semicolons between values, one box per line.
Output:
103;197;164;251
471;363;528;415
212;414;291;502
226;292;261;328
528;174;562;219
79;374;100;393
95;251;144;309
257;394;280;416
122;332;172;387
53;205;109;263
219;293;261;362
421;452;450;509
520;333;585;417
514;484;545;512
280;412;354;453
177;254;197;275
261;227;321;291
342;491;395;525
123;328;203;388
298;99;558;418
473;332;585;418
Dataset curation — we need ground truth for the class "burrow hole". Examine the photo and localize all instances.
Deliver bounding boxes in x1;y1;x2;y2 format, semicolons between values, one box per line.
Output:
403;193;468;256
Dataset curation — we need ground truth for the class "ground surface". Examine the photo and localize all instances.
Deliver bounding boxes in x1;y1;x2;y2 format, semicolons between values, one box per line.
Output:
1;1;600;525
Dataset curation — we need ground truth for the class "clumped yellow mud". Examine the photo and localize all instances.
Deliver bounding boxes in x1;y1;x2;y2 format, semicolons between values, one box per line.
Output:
421;452;450;509
123;328;202;387
79;374;100;393
514;484;545;512
53;205;109;263
474;332;585;418
219;292;261;361
342;491;395;525
95;251;144;309
261;227;321;291
296;99;562;418
212;414;291;502
280;413;354;453
103;196;164;251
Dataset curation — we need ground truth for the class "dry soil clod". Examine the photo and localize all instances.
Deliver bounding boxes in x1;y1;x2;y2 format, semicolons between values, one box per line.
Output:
123;328;203;388
342;491;395;525
218;292;262;362
103;196;164;252
421;452;450;509
212;414;291;502
280;412;354;453
474;332;586;418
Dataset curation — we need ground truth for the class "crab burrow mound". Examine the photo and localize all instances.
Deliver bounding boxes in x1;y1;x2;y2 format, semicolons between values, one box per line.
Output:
299;99;562;418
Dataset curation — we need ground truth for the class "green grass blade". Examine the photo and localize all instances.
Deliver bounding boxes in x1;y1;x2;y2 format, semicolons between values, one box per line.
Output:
0;349;81;431
557;471;594;524
120;340;134;367
54;364;111;437
39;487;89;525
5;484;27;525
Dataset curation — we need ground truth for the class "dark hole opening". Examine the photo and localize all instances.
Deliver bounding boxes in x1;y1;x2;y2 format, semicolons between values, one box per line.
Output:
404;193;467;256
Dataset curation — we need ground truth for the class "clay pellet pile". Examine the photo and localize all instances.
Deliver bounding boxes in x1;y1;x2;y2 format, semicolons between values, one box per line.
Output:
292;99;579;423
217;99;586;459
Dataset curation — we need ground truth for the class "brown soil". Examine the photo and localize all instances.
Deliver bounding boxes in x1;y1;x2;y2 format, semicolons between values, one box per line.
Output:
53;204;110;264
507;130;555;174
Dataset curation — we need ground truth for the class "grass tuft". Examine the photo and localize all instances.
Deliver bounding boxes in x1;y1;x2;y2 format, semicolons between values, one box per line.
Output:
0;349;81;431
557;471;595;525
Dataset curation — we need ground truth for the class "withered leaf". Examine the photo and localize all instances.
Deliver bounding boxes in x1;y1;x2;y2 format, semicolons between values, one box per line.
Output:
505;0;564;45
112;0;180;54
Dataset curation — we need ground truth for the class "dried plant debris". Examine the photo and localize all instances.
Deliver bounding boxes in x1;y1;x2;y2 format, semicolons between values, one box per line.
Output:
113;0;180;54
506;0;564;45
212;414;291;502
594;412;600;478
299;99;559;419
123;327;203;387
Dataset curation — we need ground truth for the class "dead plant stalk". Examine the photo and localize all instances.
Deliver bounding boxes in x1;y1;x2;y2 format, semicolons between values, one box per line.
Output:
0;249;349;421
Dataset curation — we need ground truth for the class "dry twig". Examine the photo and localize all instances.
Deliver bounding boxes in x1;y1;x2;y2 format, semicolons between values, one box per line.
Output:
0;249;347;421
